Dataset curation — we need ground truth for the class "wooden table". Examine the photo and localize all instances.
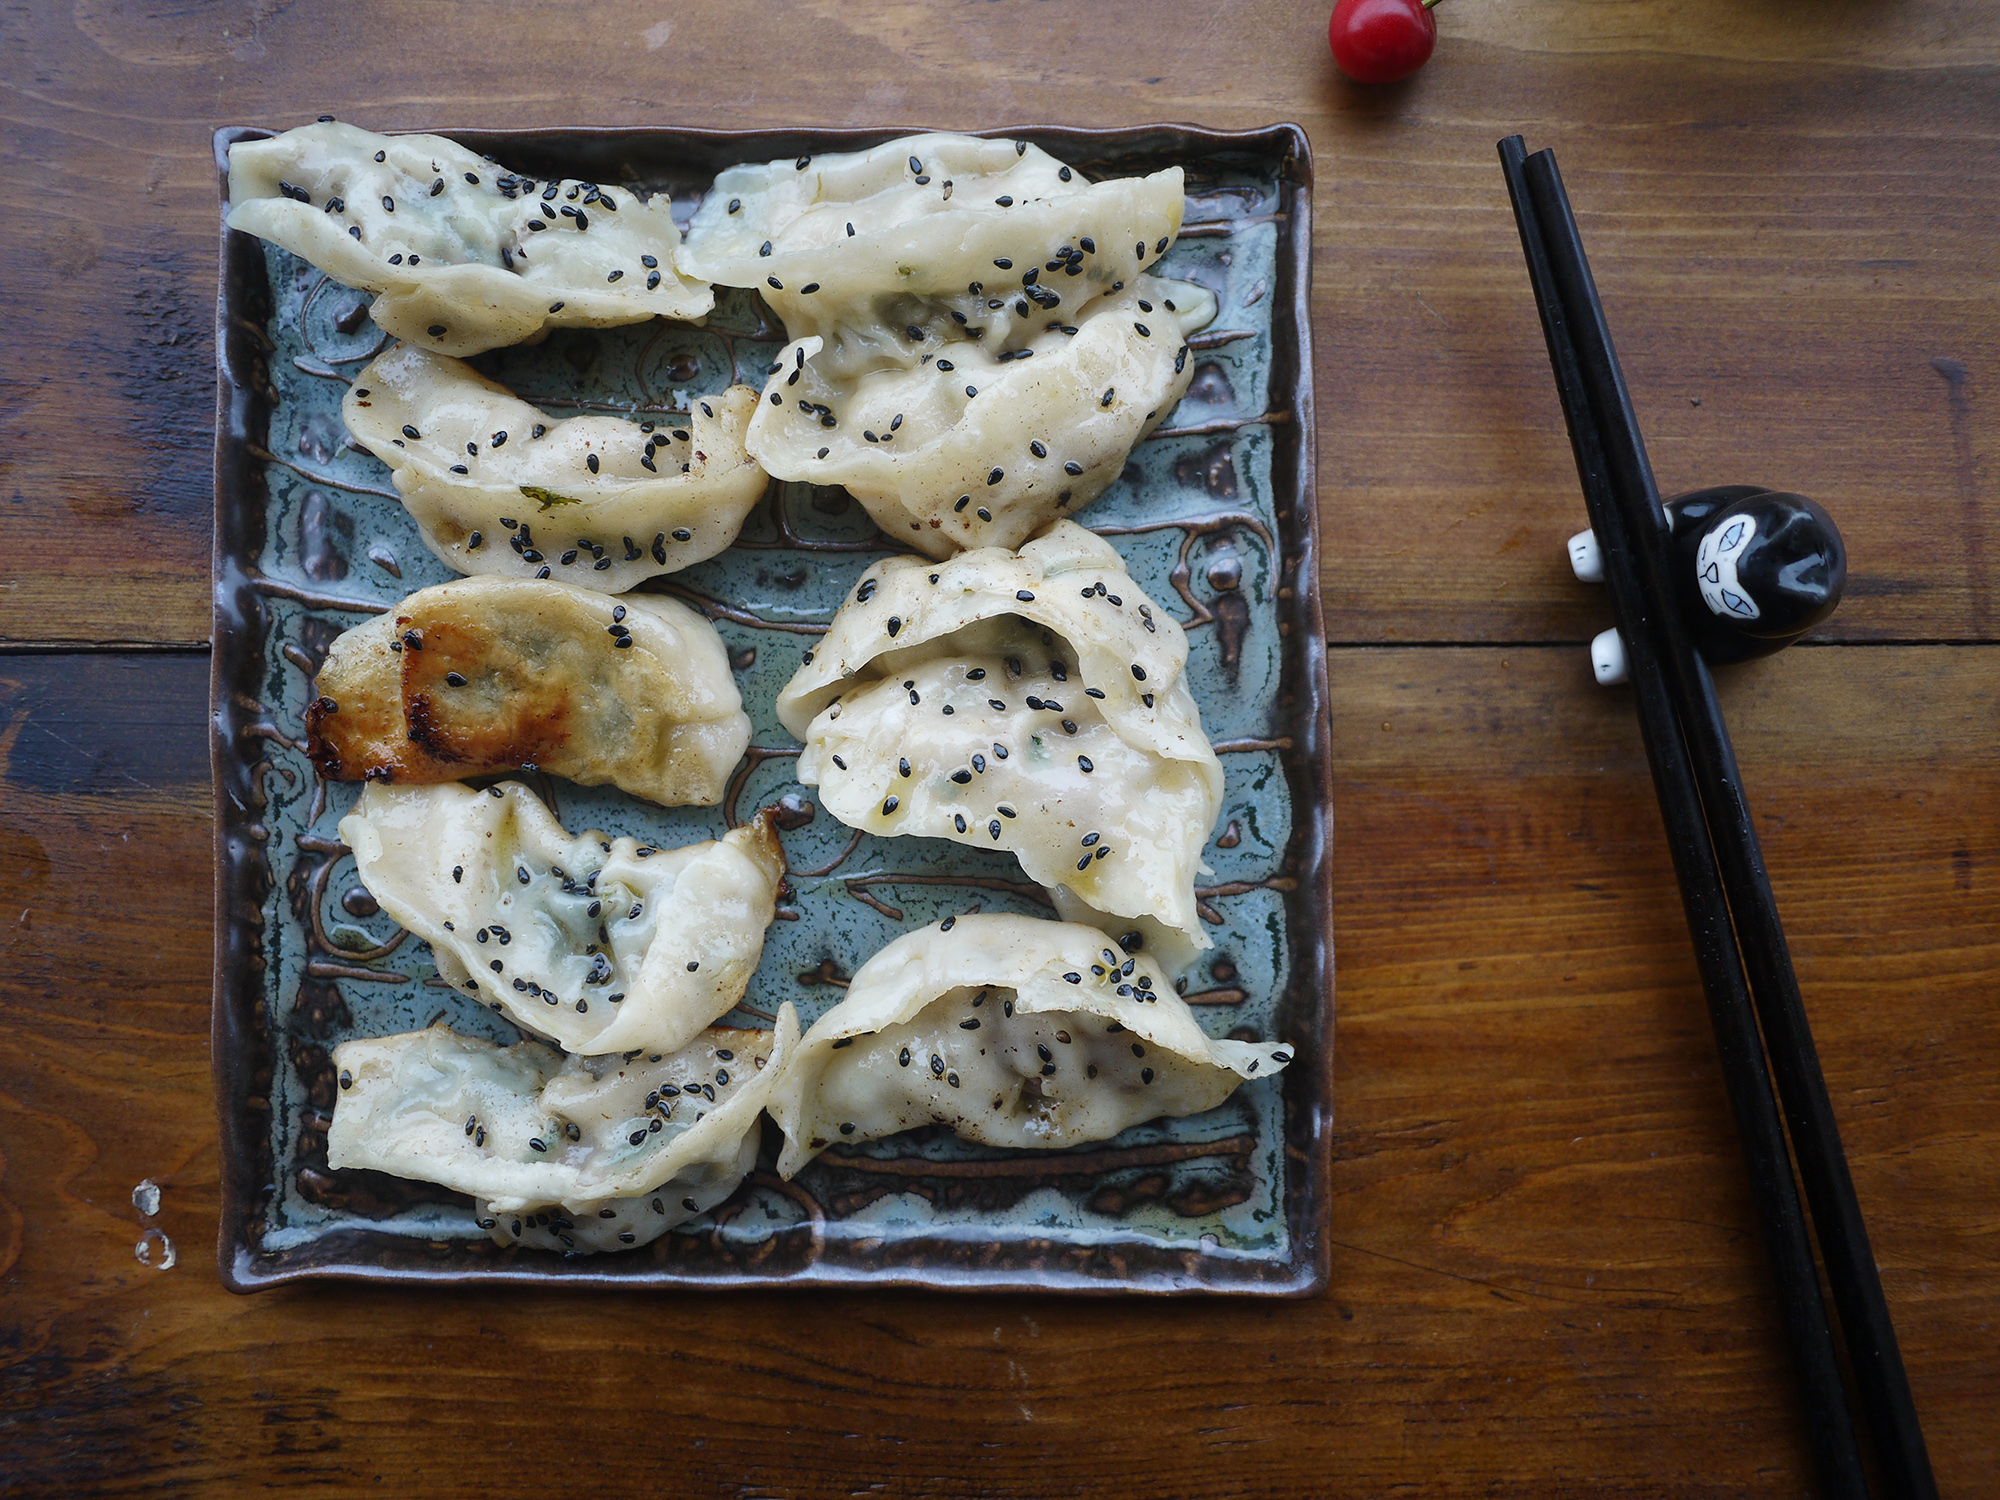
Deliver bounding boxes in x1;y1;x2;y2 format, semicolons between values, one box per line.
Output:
2;2;1994;1493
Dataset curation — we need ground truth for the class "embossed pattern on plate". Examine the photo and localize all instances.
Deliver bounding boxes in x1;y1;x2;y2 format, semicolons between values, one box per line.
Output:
212;124;1328;1293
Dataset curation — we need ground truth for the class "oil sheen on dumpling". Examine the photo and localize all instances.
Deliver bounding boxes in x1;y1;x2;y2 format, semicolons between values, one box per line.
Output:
678;133;1184;343
327;1012;797;1252
776;521;1223;949
306;576;749;806
226;122;711;357
341;782;784;1056
768;915;1290;1177
344;345;766;590
745;278;1215;557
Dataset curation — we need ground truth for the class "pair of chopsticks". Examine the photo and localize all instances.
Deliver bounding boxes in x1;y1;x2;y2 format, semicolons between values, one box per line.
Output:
1497;137;1937;1500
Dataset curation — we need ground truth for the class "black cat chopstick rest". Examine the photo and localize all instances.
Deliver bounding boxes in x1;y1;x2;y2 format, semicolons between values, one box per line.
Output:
1567;485;1848;684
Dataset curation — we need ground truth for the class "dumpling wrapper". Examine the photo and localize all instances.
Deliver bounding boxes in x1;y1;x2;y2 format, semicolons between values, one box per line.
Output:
226;122;711;357
1045;886;1206;981
328;1011;797;1252
745;279;1215;557
306;576;749;807
768;915;1290;1177
344;345;767;590
341;781;784;1056
678;132;1184;347
776;521;1223;947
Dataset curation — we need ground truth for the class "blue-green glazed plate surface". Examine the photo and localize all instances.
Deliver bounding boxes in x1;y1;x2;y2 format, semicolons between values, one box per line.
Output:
211;123;1329;1294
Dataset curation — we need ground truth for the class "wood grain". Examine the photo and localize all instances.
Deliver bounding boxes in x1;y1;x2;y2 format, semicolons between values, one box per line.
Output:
2;646;1995;1497
2;0;1997;1493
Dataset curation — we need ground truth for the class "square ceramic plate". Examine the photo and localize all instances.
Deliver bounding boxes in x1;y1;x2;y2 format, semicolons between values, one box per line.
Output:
212;122;1329;1293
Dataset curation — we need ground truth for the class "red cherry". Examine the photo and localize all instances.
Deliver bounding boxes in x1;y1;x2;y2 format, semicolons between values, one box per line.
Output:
1328;0;1439;85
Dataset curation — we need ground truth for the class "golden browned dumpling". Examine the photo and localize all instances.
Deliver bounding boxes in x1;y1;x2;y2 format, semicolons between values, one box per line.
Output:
306;576;749;806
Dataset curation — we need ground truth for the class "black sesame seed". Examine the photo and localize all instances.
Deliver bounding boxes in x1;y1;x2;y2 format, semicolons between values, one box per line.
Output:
882;796;899;815
1078;755;1094;772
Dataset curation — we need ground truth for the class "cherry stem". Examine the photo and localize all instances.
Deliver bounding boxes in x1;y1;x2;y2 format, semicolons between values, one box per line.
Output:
1422;0;1442;8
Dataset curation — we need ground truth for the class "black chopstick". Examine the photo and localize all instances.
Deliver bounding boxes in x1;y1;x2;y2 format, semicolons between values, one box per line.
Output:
1513;149;1940;1500
1496;136;1867;1500
1500;136;1938;1500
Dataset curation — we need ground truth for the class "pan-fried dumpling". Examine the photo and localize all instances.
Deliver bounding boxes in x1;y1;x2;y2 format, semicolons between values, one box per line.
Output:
306;576;749;806
776;521;1222;948
767;916;1289;1177
328;1011;797;1252
344;345;766;590
745;279;1215;556
678;133;1184;344
341;782;784;1056
226;122;711;357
